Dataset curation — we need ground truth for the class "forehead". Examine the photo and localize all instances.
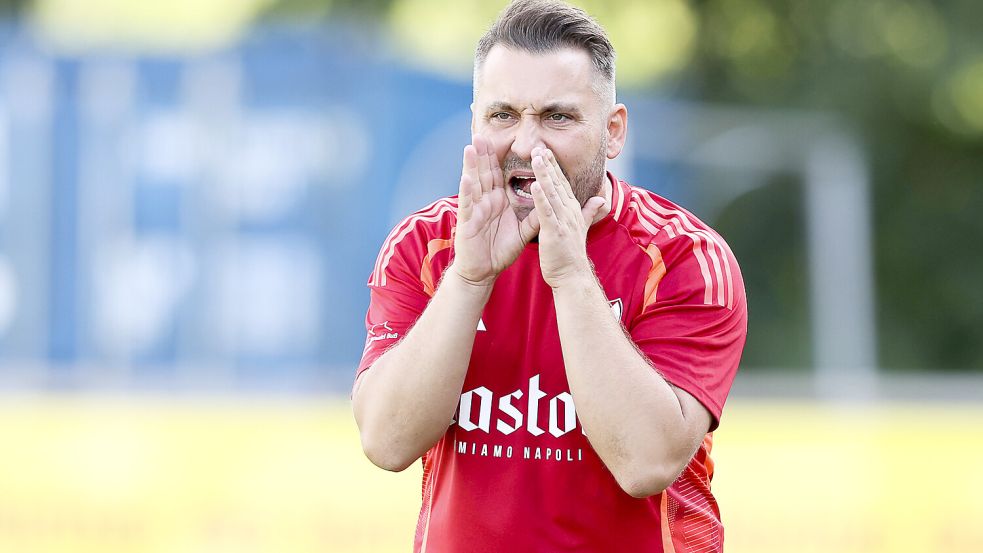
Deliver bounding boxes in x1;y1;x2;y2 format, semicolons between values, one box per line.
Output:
475;45;598;108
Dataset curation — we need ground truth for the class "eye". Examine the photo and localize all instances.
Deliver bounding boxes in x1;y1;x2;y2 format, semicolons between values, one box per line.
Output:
490;112;514;121
547;113;572;122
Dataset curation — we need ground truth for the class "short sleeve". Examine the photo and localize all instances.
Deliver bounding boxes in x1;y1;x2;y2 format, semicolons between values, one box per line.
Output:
357;227;432;380
356;200;457;382
628;240;747;429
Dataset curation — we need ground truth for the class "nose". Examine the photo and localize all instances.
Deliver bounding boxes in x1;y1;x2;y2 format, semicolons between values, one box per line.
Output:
509;116;546;161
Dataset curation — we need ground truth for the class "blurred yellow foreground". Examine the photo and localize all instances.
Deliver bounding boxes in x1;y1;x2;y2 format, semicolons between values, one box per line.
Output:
0;396;980;553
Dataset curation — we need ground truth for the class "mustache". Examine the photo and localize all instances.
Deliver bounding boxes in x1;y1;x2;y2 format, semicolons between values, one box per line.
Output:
501;153;570;181
501;153;532;174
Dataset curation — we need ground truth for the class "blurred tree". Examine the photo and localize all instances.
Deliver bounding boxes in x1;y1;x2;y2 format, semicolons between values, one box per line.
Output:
686;0;983;371
260;0;391;21
30;0;278;51
0;0;28;15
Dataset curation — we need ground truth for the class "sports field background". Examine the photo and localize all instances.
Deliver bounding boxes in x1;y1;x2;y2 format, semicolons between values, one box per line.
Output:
0;1;981;552
1;395;981;553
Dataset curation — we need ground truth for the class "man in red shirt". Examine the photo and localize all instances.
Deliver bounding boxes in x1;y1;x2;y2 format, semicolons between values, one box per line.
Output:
353;1;747;551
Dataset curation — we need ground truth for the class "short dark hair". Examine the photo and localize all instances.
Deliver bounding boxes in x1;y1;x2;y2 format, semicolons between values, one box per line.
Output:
474;0;616;101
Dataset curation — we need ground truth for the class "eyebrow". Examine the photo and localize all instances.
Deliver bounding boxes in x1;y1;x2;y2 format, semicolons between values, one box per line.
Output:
484;101;584;117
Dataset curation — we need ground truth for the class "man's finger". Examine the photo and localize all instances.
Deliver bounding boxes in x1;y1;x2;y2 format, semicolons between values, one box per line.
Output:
488;147;505;190
581;196;609;226
476;135;504;191
545;149;577;202
474;136;494;195
545;152;574;208
519;208;541;244
536;149;576;214
530;180;556;226
533;154;567;218
463;145;482;202
458;174;475;222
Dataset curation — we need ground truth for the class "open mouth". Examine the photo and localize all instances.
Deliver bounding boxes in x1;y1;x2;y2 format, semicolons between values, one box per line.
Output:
509;175;537;199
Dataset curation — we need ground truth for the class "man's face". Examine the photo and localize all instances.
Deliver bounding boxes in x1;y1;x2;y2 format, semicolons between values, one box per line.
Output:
472;45;612;221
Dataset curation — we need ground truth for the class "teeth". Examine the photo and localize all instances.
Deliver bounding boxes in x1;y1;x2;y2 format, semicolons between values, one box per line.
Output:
512;177;536;199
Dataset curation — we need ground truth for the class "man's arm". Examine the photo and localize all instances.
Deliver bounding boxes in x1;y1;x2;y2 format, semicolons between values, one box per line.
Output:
529;148;711;497
353;135;536;471
353;270;490;472
552;275;712;497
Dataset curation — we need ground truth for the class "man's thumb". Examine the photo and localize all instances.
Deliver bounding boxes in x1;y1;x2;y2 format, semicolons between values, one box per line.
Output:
582;197;609;225
519;209;541;243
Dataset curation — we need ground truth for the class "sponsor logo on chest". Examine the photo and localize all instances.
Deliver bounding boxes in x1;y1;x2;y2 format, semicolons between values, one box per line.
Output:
452;374;579;437
450;374;586;463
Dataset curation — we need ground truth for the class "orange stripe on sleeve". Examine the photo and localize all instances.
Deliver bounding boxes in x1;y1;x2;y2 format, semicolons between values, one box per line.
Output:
640;243;667;310
420;237;454;297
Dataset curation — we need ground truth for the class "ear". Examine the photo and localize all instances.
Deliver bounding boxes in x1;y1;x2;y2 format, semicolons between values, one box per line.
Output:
605;103;628;159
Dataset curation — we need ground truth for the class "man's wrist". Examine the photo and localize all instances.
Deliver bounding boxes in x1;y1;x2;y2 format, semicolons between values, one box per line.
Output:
445;263;496;299
549;264;600;297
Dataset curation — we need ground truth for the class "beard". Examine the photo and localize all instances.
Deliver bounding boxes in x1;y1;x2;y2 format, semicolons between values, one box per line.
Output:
502;135;608;221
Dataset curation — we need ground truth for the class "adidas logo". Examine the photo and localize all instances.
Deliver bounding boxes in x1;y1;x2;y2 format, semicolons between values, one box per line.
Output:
609;298;623;321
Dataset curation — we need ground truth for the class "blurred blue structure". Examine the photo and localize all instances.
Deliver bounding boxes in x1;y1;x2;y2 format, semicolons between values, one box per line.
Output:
0;26;483;390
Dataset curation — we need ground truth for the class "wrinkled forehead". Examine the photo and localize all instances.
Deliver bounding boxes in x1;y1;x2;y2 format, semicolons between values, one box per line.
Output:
473;45;601;109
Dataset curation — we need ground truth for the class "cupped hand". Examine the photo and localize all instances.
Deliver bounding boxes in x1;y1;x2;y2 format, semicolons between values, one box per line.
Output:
527;147;608;288
451;135;539;287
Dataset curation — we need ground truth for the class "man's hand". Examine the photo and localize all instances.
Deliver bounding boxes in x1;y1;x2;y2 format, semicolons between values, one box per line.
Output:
452;135;538;286
528;147;608;288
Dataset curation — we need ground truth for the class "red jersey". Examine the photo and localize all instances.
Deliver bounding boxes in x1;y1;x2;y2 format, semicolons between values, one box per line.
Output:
358;173;747;553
